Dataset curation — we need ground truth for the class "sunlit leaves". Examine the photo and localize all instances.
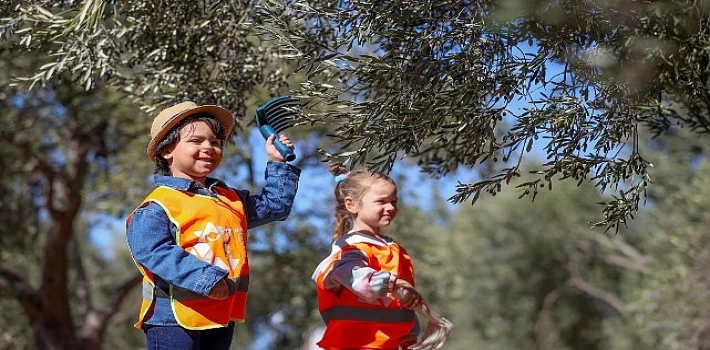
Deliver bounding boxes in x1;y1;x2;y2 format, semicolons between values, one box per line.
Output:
259;0;710;229
0;0;289;117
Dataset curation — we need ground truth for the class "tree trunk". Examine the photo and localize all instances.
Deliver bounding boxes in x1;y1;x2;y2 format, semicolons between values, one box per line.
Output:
31;323;81;350
0;122;143;349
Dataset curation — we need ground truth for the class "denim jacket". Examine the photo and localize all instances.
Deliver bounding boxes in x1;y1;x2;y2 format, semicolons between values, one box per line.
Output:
126;161;300;327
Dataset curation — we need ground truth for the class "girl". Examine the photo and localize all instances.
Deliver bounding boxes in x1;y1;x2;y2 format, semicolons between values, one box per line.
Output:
311;164;424;350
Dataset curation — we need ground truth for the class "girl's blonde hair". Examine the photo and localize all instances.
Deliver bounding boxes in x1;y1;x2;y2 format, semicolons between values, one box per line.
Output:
328;163;397;242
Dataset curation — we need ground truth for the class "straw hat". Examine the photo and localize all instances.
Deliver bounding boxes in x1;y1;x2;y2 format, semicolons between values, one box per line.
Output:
147;101;235;161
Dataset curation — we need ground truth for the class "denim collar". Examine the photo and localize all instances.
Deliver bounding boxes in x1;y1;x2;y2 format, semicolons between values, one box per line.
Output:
152;175;227;192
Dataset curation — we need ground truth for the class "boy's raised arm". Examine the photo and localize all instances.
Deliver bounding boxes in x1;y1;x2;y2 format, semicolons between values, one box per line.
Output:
238;161;300;229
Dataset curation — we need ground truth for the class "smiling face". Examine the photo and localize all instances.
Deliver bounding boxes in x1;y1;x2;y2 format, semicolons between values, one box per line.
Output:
161;120;224;185
346;178;398;235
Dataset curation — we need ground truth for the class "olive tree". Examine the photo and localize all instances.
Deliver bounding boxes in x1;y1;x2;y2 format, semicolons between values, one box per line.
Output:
257;0;710;230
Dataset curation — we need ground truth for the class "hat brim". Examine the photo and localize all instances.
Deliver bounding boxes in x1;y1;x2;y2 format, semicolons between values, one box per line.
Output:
147;105;235;161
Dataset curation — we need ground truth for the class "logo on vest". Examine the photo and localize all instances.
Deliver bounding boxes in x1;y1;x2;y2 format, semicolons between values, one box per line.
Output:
186;222;244;272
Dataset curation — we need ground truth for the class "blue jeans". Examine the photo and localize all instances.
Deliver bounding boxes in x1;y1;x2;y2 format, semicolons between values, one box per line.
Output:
144;322;235;350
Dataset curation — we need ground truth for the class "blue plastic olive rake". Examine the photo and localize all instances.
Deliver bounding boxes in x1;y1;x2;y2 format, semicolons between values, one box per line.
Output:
255;96;301;162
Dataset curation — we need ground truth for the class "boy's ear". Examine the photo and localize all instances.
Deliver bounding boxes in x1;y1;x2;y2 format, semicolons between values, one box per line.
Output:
344;196;358;214
160;145;175;161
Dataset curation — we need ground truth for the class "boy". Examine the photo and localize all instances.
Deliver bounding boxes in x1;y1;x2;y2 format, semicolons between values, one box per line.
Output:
126;101;300;349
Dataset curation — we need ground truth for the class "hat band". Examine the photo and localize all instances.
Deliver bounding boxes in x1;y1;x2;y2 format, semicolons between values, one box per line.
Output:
162;109;191;127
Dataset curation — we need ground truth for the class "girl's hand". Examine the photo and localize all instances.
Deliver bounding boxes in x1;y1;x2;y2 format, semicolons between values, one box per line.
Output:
265;134;295;162
400;339;417;350
208;279;229;300
393;279;423;310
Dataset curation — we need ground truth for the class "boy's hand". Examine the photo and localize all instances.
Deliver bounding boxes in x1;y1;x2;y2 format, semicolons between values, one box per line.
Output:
393;279;423;310
208;279;229;300
265;134;295;162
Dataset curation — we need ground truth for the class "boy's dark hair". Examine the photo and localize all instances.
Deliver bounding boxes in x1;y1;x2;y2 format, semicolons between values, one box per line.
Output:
153;114;227;175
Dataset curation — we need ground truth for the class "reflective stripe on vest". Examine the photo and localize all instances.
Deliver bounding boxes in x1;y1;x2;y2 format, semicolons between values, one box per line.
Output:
320;305;415;323
144;276;250;301
127;186;250;330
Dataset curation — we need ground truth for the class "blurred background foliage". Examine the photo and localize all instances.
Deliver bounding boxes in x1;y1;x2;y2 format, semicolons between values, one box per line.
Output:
1;0;710;349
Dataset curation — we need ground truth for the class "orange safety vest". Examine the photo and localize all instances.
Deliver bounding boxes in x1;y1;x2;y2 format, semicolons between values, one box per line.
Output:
126;186;250;330
313;232;417;349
